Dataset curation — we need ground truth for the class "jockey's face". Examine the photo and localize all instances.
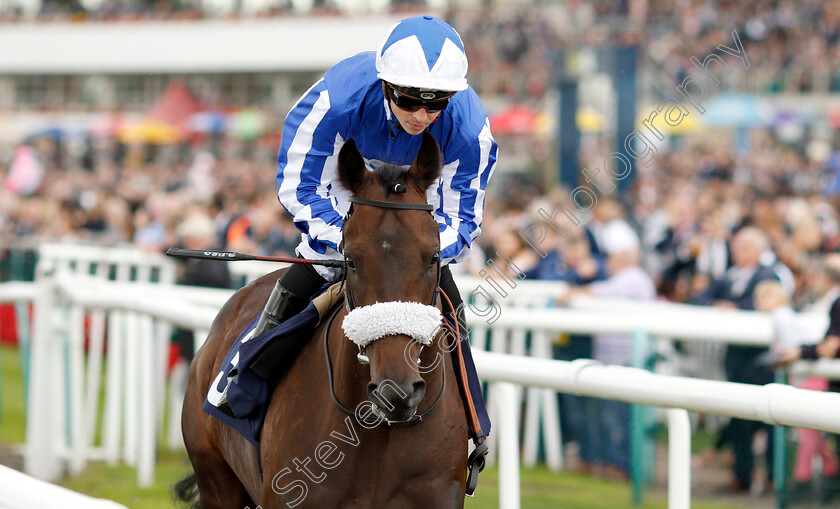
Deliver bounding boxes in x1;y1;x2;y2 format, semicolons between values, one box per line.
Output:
390;99;441;135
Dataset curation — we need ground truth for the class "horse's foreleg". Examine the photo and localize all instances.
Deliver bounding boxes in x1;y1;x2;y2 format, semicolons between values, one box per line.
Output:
182;369;256;509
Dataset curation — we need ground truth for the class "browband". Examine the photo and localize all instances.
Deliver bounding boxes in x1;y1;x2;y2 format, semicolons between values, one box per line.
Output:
348;195;434;211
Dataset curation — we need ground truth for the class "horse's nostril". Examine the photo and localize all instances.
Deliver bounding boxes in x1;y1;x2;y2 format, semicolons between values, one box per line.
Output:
367;381;378;396
412;380;426;395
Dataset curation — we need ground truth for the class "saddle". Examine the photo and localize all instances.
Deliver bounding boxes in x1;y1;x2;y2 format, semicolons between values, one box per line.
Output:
203;283;342;444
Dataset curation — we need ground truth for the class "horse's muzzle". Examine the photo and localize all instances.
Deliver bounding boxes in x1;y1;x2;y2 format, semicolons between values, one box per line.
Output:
367;378;426;423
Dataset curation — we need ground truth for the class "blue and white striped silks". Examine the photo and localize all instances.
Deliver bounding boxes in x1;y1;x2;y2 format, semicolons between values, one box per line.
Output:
276;51;498;278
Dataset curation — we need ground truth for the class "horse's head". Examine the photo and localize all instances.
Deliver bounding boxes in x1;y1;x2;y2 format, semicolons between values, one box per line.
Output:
338;132;443;423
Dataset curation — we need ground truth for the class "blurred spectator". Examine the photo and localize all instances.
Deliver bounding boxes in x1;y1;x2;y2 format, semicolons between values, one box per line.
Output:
588;197;634;258
4;145;44;196
755;279;840;494
691;227;781;493
557;221;655;480
532;232;607;475
488;225;540;278
224;193;298;257
187;151;218;202
171;211;232;362
526;233;607;283
175;210;230;288
781;253;840;369
132;205;167;250
778;253;840;500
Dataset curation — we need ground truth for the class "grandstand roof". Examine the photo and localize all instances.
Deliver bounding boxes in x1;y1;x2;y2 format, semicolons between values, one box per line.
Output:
0;16;401;74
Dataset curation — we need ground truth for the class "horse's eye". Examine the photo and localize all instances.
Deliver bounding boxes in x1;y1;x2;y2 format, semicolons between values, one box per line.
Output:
346;257;356;271
429;252;440;268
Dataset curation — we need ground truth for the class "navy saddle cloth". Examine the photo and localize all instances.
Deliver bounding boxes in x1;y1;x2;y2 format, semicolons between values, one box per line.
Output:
203;303;320;445
203;301;491;446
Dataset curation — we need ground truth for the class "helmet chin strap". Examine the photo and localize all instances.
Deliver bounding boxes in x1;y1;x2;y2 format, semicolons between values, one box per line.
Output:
389;121;401;140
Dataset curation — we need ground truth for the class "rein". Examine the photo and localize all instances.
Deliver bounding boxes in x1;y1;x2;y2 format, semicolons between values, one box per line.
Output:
440;289;488;495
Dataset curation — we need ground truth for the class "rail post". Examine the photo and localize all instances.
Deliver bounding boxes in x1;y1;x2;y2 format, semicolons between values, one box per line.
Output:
24;277;62;481
666;408;691;509
630;326;654;505
496;382;521;509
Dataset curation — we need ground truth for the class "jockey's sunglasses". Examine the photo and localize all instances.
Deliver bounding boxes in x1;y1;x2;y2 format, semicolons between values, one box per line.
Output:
385;83;452;113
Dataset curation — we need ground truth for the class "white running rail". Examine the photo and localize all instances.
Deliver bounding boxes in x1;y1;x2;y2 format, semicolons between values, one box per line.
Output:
3;247;840;508
475;350;840;509
0;464;128;509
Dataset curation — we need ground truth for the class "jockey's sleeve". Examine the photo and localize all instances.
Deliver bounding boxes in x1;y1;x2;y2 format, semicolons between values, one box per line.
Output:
276;79;347;255
435;117;498;265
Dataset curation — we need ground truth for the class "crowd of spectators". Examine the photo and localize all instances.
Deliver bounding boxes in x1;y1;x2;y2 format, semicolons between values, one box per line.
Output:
3;1;839;101
0;136;300;258
3;0;840;498
645;0;840;95
461;123;840;490
5;121;837;311
454;0;840;102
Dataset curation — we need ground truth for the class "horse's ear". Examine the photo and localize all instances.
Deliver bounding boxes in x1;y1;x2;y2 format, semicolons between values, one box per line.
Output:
409;132;442;191
338;138;366;193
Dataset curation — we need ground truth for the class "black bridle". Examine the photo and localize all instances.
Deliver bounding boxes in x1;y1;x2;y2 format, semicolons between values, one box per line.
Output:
325;192;445;426
341;194;442;313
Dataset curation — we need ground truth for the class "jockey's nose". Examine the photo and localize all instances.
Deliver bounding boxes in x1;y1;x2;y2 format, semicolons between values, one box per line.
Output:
411;108;430;122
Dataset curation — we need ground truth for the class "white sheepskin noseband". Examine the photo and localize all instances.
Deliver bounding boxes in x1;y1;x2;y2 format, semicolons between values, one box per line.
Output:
342;301;442;348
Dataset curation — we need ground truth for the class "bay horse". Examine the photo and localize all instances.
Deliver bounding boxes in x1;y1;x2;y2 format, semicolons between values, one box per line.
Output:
178;132;470;508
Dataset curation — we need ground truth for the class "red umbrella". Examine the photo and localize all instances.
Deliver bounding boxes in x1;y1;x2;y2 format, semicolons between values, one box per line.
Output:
146;80;203;129
489;105;539;135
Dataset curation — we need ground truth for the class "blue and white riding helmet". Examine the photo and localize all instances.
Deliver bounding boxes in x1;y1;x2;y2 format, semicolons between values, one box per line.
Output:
376;15;469;93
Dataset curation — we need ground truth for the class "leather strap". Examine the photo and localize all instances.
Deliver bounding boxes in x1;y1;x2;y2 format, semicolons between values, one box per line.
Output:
322;304;446;426
440;288;487;497
440;290;483;438
348;195;434;211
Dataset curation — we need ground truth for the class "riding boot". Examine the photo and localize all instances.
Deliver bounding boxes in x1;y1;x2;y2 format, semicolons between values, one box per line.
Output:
252;261;327;336
215;262;327;417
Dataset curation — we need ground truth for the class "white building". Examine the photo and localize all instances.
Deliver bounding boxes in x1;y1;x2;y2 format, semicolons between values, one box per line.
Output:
0;15;411;109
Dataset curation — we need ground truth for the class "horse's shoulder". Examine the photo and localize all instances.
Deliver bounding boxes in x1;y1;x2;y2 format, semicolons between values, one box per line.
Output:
197;268;288;375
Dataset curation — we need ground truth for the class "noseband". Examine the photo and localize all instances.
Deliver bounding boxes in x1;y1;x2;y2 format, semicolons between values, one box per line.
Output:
324;192;445;426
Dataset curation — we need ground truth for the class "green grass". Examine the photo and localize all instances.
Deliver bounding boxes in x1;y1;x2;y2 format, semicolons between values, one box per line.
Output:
61;449;193;509
2;344;742;508
57;458;742;509
466;466;738;509
0;344;26;444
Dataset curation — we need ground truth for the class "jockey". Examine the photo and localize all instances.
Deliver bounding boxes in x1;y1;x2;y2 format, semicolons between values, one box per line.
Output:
258;15;498;338
257;15;495;436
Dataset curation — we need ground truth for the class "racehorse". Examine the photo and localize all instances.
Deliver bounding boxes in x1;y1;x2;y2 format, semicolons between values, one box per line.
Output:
177;133;470;508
